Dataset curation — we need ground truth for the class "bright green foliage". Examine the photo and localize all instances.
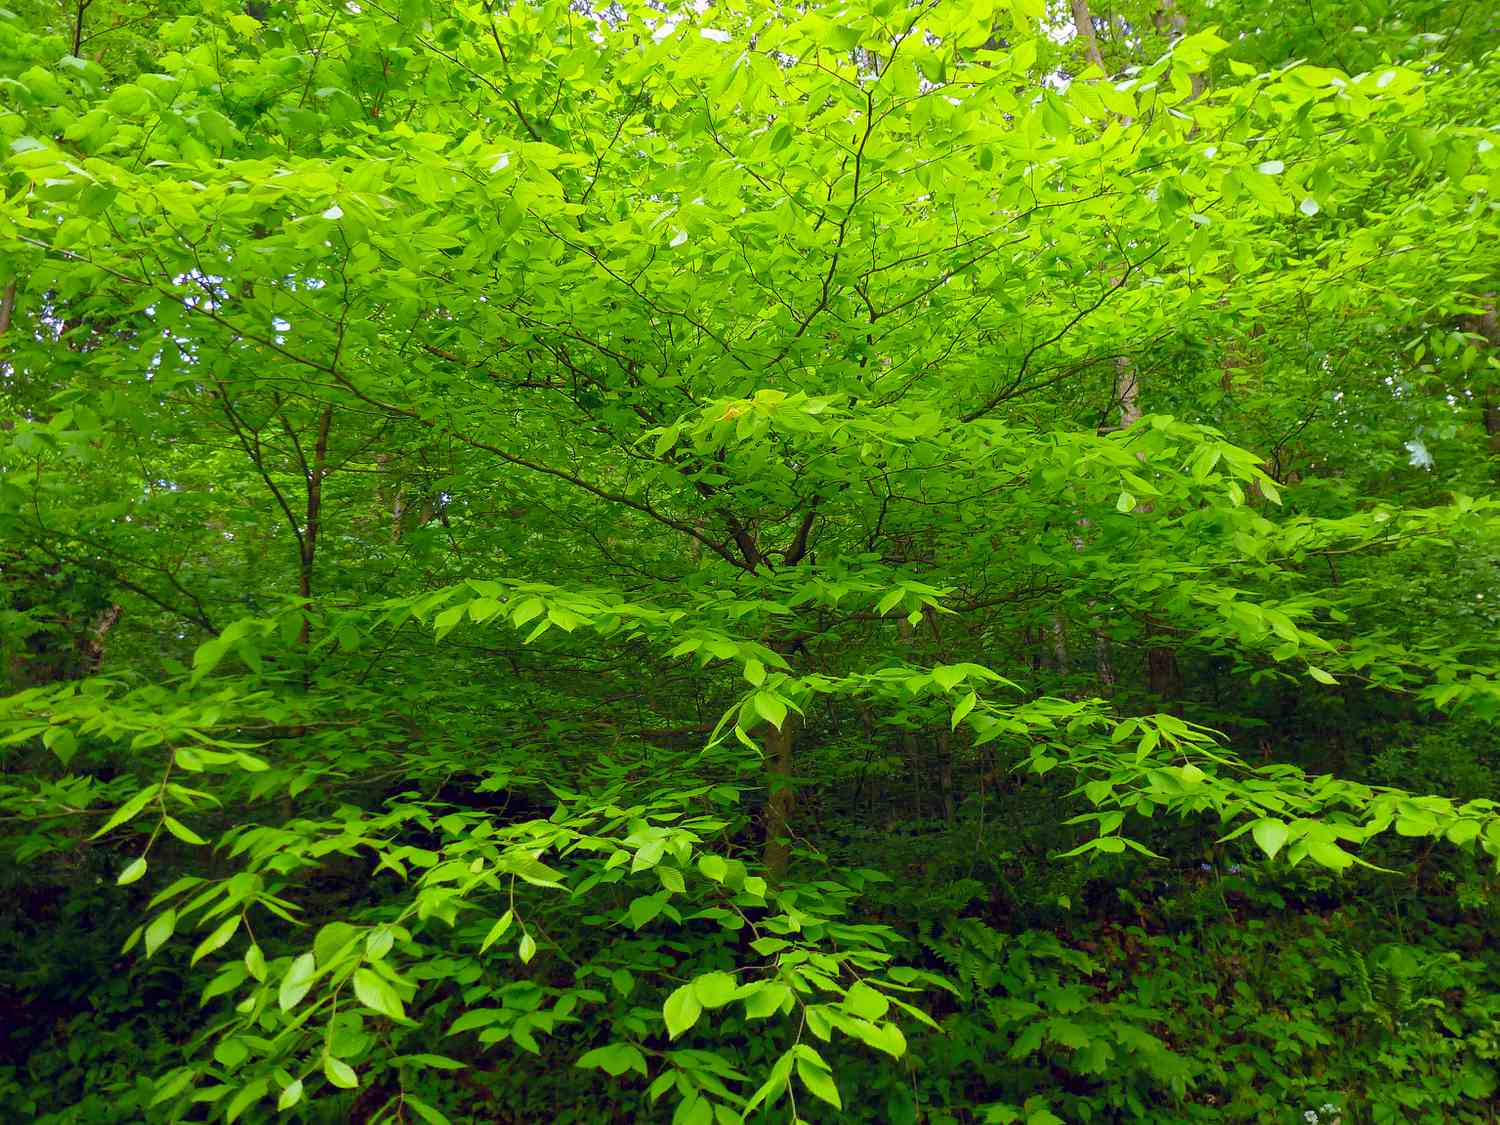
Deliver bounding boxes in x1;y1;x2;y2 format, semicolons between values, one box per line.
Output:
2;0;1499;1120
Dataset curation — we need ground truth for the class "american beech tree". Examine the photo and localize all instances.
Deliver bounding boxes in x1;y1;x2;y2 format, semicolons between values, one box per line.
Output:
2;0;1499;1120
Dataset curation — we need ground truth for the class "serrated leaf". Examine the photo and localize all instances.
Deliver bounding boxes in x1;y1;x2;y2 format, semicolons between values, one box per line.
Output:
354;967;405;1020
744;981;791;1019
628;894;665;929
744;1050;794;1114
279;953;316;1011
366;927;394;960
692;971;737;1009
697;854;728;881
324;1056;358;1089
843;980;890;1020
577;1041;647;1077
144;909;176;957
92;786;156;839
277;1079;303;1110
191;915;240;965
404;1094;453;1125
796;1054;841;1109
480;910;514;953
163;815;208;845
224;1077;267;1123
664;982;702;1038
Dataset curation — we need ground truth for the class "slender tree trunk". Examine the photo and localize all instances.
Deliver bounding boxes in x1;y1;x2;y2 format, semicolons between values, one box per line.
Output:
71;0;88;57
1116;357;1141;429
1050;616;1070;673
1116;336;1181;701
1464;304;1500;464
297;407;334;658
1095;631;1115;690
1147;641;1181;698
79;605;122;676
0;279;15;336
1070;0;1105;71
762;713;796;882
897;614;925;816
936;727;955;827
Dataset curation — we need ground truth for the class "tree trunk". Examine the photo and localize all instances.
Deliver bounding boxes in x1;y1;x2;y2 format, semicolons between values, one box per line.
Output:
1116;327;1181;702
1116;357;1141;429
0;279;15;336
297;407;334;657
1463;304;1500;463
1070;0;1105;71
762;714;796;882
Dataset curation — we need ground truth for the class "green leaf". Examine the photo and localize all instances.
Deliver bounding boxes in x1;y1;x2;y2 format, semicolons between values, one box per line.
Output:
144;910;176;957
576;1041;647;1077
795;1050;842;1109
744;1050;794;1114
1251;818;1289;859
664;982;703;1038
314;922;360;968
43;726;77;765
480;910;514;953
279;953;317;1011
191;915;240;965
697;854;728;882
117;856;148;885
163;815;208;845
931;665;965;691
753;691;788;729
392;1054;467;1071
277;1079;303;1111
692;971;738;1009
628;894;666;929
744;981;792;1019
843;980;890;1020
324;1056;358;1089
92;786;157;839
366;928;395;961
354;967;406;1020
447;1009;504;1035
951;690;977;729
244;944;266;981
214;1038;249;1069
404;1094;453;1125
1307;839;1354;871
224;1077;268;1123
518;932;537;964
433;605;466;639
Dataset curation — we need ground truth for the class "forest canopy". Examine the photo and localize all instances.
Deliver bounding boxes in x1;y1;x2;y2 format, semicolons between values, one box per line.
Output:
3;0;1500;1121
